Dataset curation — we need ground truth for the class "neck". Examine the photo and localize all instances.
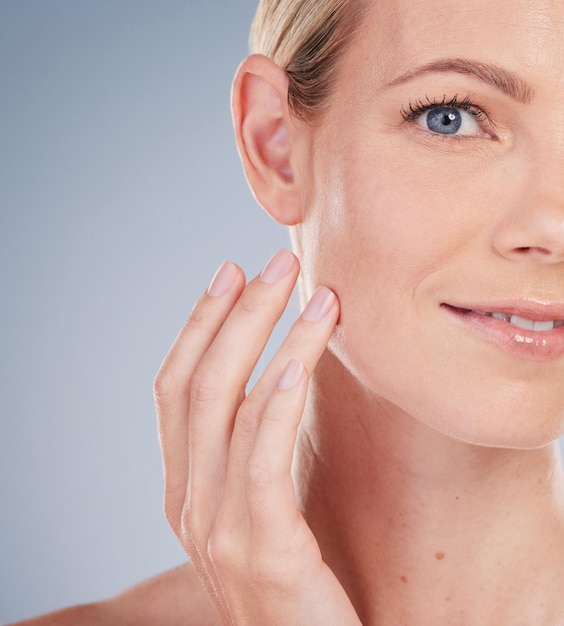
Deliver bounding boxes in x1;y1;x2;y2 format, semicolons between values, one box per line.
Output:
295;351;564;626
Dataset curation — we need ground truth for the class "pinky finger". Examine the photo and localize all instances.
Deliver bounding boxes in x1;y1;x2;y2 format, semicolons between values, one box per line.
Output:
244;359;308;532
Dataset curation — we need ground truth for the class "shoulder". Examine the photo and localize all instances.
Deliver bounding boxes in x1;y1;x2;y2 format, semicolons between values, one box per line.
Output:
105;561;221;625
12;562;221;626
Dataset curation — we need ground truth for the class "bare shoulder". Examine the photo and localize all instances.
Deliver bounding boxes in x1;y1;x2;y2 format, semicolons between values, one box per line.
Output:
103;561;221;626
11;562;221;626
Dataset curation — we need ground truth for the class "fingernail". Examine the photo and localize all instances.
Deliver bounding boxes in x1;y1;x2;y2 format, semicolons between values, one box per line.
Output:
278;359;305;390
302;286;336;322
207;261;238;297
259;249;295;284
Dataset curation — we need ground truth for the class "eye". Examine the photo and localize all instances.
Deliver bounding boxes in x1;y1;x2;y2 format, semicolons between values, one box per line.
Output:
401;95;492;139
417;106;480;136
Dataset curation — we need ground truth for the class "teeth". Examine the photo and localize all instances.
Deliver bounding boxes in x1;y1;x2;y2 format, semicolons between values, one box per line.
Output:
532;320;555;332
491;312;510;322
469;309;562;331
509;315;536;330
508;315;556;331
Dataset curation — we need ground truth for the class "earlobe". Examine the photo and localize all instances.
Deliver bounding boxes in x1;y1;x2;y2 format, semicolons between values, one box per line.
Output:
232;54;303;226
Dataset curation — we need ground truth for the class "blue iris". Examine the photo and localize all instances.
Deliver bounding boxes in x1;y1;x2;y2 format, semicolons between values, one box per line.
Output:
426;107;462;134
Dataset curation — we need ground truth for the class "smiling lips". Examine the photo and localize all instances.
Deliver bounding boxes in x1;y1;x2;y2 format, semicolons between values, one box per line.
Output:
443;303;564;359
460;309;564;332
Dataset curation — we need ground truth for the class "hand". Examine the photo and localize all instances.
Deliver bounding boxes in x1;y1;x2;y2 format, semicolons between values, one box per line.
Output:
154;249;362;625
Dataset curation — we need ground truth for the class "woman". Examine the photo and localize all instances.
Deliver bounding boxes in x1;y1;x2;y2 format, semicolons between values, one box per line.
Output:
18;0;564;623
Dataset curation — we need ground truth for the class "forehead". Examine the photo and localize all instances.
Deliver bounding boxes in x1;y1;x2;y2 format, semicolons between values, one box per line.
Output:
353;0;564;88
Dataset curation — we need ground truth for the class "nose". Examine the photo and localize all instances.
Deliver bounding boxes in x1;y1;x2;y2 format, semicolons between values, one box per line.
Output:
492;163;564;264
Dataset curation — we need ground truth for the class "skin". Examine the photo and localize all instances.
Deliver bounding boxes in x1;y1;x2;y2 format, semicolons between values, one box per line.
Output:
285;0;564;622
296;0;564;449
14;0;564;624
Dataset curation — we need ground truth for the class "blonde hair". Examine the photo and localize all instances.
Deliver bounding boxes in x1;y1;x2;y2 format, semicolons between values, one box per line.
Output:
250;0;366;120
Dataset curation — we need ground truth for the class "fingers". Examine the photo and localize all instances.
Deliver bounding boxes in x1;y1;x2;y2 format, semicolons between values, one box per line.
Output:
225;285;339;489
156;248;337;536
245;359;309;534
156;251;361;626
156;252;349;624
156;250;305;622
155;260;245;525
186;250;300;528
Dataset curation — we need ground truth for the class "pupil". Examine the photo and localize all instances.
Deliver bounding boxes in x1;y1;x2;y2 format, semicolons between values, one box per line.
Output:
427;107;462;134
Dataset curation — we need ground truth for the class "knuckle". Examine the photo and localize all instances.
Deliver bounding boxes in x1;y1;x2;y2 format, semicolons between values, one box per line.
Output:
189;367;222;407
236;288;262;315
177;504;208;558
245;458;274;492
153;302;218;408
235;404;260;435
153;368;183;409
153;369;171;404
207;524;238;567
163;481;207;551
178;489;218;549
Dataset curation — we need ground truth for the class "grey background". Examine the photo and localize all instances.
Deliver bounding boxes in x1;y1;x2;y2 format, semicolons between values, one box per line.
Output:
1;2;563;623
0;1;293;622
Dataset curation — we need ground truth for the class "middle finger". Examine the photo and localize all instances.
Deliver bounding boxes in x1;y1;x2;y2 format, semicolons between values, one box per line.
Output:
186;249;299;529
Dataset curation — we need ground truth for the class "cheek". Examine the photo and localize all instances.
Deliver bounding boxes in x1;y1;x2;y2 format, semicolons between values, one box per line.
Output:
299;145;564;447
303;128;517;315
300;152;450;387
303;146;471;317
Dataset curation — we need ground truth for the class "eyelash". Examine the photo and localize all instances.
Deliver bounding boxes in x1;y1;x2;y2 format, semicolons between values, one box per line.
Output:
400;94;490;132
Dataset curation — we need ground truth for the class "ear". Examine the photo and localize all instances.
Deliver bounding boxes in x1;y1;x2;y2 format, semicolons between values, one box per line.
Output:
231;54;303;226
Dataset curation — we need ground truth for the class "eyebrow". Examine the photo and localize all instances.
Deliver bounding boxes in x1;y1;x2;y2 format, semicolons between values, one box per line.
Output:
385;58;534;104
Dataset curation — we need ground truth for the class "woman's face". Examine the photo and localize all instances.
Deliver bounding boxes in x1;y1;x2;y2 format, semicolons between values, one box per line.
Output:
295;0;564;447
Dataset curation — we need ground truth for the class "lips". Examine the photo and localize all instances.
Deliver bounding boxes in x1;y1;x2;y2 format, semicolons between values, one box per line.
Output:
442;303;564;359
458;308;564;331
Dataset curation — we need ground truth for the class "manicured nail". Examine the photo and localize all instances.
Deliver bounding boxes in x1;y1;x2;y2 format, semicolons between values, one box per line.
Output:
259;249;295;284
302;286;336;322
207;261;238;297
278;359;305;390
